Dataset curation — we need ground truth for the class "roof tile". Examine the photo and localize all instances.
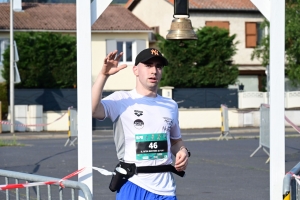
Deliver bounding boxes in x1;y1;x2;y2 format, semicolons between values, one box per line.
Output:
188;0;258;10
92;4;150;30
0;3;151;31
134;0;258;11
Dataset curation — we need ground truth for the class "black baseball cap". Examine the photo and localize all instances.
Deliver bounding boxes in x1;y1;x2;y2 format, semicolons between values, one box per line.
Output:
135;48;168;66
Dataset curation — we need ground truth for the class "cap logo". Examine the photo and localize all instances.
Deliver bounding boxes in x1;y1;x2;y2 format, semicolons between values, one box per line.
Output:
151;49;159;56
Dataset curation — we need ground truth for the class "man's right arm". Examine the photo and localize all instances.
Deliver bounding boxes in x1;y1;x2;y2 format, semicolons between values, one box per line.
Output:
92;73;109;120
91;50;127;120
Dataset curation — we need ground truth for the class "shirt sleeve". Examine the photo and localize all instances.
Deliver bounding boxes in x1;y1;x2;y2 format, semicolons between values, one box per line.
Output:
101;91;122;122
170;103;181;140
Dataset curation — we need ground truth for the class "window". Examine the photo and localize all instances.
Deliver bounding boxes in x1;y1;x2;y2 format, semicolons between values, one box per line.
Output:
245;22;264;48
205;21;230;30
116;41;132;62
0;39;9;65
106;39;146;64
256;23;264;46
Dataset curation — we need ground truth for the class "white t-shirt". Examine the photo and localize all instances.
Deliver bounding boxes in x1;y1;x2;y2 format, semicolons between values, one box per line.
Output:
101;89;181;196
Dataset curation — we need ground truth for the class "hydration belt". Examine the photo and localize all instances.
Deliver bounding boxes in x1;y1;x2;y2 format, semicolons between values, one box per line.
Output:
118;161;185;178
109;162;185;192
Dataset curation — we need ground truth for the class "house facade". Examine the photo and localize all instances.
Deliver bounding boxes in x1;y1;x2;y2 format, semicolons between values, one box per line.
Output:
0;3;152;90
1;1;299;91
126;0;300;92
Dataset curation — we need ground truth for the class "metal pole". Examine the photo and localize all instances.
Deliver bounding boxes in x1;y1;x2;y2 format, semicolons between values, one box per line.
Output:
10;0;14;133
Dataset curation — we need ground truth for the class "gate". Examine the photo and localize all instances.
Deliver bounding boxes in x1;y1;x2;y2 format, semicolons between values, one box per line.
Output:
250;103;270;163
65;107;78;146
283;162;300;200
218;104;235;141
0;169;92;200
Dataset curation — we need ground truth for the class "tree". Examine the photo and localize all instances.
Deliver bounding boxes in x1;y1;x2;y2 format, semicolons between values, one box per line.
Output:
285;0;300;86
1;32;77;88
157;26;239;88
251;0;300;87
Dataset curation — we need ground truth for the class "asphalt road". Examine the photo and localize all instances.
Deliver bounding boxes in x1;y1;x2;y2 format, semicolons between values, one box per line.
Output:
0;128;300;200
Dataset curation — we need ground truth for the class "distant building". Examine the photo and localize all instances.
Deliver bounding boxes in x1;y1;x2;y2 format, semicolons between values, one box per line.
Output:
0;3;152;90
125;0;267;92
0;0;126;3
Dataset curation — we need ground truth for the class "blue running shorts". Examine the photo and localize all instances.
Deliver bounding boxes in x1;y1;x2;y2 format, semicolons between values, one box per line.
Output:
116;180;177;200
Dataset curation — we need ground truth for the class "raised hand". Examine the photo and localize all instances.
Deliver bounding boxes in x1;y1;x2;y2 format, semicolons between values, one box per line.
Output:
101;50;127;76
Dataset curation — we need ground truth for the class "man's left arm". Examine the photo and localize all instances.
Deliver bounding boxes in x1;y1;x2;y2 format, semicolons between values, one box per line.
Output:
171;138;189;171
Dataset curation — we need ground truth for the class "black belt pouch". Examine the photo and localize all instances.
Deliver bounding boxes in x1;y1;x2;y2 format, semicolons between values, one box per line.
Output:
109;166;128;192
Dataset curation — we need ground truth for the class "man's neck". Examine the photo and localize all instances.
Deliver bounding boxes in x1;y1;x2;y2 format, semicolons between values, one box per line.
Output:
135;87;157;97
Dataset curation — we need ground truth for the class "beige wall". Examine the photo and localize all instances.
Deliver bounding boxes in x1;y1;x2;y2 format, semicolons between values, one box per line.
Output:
131;0;174;38
91;32;149;90
43;111;69;131
2;108;300;132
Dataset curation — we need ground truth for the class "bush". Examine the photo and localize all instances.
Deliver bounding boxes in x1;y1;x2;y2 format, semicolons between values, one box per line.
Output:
157;26;239;88
1;32;77;88
0;82;8;119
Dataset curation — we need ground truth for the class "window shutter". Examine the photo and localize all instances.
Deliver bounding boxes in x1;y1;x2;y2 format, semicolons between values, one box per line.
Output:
205;21;229;30
245;22;257;48
106;40;117;55
136;40;146;55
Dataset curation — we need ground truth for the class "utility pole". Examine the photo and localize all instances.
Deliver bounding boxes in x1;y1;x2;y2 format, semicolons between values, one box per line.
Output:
10;0;14;133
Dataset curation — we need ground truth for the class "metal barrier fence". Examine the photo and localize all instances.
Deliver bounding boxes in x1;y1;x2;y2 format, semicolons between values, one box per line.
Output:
218;104;235;141
283;162;300;200
173;88;238;108
250;103;270;163
0;169;92;200
65;107;78;146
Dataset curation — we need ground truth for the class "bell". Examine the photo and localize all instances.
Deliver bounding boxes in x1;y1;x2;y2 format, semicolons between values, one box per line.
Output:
166;18;197;40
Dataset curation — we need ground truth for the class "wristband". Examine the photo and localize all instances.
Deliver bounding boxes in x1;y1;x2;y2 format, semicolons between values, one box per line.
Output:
180;146;191;157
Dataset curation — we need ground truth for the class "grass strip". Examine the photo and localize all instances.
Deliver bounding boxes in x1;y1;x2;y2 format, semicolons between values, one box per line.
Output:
0;135;24;147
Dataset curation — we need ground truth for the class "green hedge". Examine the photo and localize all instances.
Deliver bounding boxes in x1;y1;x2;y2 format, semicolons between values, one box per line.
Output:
1;32;77;89
0;83;8;119
157;26;239;88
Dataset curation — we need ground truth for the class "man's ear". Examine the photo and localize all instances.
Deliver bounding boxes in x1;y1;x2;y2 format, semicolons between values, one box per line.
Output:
133;65;139;76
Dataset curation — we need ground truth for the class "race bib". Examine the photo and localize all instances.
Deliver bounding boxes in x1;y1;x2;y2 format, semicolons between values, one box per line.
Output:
135;133;168;160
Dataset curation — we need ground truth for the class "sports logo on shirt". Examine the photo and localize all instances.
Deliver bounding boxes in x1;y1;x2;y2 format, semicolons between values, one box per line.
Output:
134;119;144;129
134;110;143;117
162;117;173;132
